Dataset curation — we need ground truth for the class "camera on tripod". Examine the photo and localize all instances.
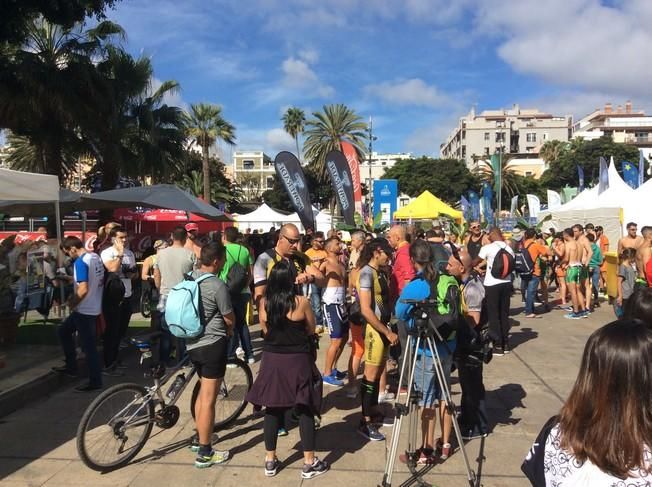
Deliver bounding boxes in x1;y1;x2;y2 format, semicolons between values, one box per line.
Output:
400;298;456;344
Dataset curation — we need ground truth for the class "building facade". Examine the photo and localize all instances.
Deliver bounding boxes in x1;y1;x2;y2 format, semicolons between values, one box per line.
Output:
361;151;413;190
573;102;652;160
440;105;572;173
231;150;274;200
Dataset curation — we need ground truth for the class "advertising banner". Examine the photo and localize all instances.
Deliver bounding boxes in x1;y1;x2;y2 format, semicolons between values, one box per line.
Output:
340;141;363;215
274;151;315;231
324;150;356;226
373;179;398;225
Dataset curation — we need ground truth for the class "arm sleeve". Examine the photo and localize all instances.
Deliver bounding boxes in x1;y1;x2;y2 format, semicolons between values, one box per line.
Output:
253;253;270;286
75;258;89;282
214;281;233;316
100;248;114;265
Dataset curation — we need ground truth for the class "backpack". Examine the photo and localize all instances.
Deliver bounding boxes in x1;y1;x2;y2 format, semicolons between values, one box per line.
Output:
225;246;249;294
103;272;125;306
430;242;452;274
514;242;535;277
164;273;214;338
490;244;515;279
427;273;462;342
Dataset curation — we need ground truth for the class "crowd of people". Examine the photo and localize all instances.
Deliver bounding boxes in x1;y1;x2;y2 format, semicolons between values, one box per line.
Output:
26;216;652;481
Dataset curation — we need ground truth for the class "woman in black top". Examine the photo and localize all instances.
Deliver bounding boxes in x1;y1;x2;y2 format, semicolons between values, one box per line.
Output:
245;260;328;479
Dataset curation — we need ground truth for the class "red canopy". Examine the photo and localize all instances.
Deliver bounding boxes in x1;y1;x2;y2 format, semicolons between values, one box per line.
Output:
113;208;210;222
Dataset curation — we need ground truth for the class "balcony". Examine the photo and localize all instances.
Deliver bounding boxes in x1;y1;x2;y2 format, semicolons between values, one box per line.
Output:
624;135;651;145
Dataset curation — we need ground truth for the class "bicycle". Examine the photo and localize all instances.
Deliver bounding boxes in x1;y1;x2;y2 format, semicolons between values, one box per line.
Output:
139;278;156;318
76;331;253;472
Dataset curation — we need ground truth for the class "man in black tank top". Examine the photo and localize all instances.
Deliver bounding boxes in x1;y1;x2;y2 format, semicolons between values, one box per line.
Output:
465;221;490;261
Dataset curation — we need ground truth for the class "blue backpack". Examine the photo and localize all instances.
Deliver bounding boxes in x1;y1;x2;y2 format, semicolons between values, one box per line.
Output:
165;273;214;338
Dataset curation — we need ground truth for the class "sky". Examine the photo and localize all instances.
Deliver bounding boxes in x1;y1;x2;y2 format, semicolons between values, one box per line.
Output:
104;0;652;159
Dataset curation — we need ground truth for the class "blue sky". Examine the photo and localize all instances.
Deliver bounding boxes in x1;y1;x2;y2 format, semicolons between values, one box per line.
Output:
107;0;652;159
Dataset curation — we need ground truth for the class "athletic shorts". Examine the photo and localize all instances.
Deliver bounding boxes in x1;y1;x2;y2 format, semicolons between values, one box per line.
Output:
350;323;364;358
323;303;349;339
414;353;453;407
555;264;567;278
565;266;582;284
580;266;589;281
364;323;389;367
188;337;227;379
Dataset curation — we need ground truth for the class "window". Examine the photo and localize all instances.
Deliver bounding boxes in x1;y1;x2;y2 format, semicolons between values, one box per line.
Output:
484;132;490;141
526;133;536;143
495;132;505;143
242;159;255;170
461;146;466;158
542;133;549;140
525;171;534;177
266;177;274;189
484;147;490;156
526;146;535;153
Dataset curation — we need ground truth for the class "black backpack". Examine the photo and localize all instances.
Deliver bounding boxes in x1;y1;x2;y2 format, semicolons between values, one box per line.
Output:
103;272;125;306
490;244;515;280
514;242;536;277
225;246;249;295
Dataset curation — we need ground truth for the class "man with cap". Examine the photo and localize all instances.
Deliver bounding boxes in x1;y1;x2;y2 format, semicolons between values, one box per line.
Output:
185;223;202;259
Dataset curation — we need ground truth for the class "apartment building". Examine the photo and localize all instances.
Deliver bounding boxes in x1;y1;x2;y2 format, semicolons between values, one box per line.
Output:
231;150;274;200
440;105;572;172
362;151;413;189
573;101;652;160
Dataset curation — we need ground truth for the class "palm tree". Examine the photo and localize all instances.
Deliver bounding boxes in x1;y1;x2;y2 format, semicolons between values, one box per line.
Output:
539;139;568;167
303;104;367;181
473;156;524;206
185;103;236;202
282;107;306;160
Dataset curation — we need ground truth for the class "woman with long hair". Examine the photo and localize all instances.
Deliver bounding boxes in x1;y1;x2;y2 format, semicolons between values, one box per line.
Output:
523;319;652;485
356;237;399;441
245;260;328;479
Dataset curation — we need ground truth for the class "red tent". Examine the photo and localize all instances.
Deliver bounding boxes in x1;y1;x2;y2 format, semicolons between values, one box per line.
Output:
114;208;230;234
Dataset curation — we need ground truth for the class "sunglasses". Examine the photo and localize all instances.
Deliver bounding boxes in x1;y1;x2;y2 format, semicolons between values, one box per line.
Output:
282;234;301;245
470;225;480;230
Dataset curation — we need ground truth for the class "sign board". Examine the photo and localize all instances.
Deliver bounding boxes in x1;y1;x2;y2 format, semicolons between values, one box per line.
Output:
373;179;398;225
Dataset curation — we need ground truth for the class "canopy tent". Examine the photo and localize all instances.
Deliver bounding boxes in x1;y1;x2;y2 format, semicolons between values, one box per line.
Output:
623;178;652;228
234;203;293;232
288;207;332;234
393;190;463;221
0;188;81;217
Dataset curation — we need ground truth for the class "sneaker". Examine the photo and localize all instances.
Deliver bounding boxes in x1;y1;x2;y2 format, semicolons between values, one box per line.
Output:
277;428;288;437
503;343;511;355
358;422;385;441
51;365;77;377
194;449;230;468
378;391;395;403
102;367;124;377
74;383;102;393
332;369;347;381
247;357;255;365
323;375;344;387
440;443;452;461
301;457;329;479
564;312;582;320
235;347;245;360
580;309;590;318
189;435;200;452
562;306;574;312
416;449;438;465
493;346;504;357
264;458;280;477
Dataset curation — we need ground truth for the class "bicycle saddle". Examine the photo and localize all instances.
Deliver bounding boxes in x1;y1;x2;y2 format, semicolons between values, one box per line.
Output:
130;331;162;347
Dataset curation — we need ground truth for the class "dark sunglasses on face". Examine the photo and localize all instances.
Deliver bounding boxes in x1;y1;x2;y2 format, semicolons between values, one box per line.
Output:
282;234;301;245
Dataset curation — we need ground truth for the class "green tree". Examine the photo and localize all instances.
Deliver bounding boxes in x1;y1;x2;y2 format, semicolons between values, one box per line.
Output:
473;157;529;209
185;103;236;202
282;107;305;160
382;157;478;203
262;167;334;213
539;139;568;167
175;150;239;207
303;104;367;181
540;136;640;190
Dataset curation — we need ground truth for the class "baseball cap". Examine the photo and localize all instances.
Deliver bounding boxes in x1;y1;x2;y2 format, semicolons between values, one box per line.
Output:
185;223;199;232
510;228;523;241
153;239;167;250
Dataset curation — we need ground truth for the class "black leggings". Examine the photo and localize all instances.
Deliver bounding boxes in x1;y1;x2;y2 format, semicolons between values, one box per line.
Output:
264;406;315;452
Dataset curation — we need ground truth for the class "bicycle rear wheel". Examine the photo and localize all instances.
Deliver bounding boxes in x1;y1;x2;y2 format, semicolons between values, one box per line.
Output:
76;383;154;472
190;358;253;429
140;289;151;318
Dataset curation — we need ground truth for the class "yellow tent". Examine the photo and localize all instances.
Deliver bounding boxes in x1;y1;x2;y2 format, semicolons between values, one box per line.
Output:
394;190;463;221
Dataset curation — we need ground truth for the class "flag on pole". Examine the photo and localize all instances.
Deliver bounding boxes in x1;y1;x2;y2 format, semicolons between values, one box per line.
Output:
526;194;541;219
621;161;639;189
460;195;471;221
467;191;481;221
547;190;562;209
640;150;646;187
598;156;609;194
490;153;501;195
577;165;585;191
510;195;519;216
481;182;494;225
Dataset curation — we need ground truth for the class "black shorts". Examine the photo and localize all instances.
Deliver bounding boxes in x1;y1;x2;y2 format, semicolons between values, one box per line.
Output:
188;338;227;379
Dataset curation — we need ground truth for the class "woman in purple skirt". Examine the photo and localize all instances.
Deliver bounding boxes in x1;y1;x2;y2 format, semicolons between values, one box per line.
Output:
246;260;328;479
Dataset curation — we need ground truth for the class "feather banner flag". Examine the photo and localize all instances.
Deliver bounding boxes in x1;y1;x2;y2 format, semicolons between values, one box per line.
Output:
621;161;639;189
467;191;481;221
598;157;609;194
526;194;541;219
639;150;646;187
577;165;585;192
547;190;562;210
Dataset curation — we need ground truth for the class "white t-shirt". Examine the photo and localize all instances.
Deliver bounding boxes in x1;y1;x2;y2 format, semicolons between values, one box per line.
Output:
101;247;136;298
478;241;514;287
74;252;105;316
544;424;652;486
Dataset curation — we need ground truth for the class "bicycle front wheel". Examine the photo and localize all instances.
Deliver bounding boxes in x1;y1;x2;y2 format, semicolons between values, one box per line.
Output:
140;290;151;318
190;358;253;429
76;383;154;472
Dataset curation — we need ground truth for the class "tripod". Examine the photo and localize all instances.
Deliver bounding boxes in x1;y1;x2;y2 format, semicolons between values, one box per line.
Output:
381;312;476;487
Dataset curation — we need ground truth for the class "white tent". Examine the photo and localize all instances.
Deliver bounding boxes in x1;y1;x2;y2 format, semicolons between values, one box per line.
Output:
286;207;332;234
0;168;60;203
234;203;295;232
624;178;652;228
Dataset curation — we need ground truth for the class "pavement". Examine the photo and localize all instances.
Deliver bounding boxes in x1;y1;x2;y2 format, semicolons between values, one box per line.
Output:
0;297;612;487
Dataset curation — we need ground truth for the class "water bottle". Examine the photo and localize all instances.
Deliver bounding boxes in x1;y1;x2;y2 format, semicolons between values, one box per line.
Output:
166;373;185;400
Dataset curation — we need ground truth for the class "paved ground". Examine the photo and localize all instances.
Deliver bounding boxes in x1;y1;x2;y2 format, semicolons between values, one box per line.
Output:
0;297;612;487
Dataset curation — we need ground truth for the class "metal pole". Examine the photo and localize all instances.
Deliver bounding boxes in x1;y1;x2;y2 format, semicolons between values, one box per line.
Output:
368;117;374;219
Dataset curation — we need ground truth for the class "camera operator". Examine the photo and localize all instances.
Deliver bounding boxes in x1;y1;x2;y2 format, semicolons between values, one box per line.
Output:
446;249;489;440
100;225;137;374
395;240;459;464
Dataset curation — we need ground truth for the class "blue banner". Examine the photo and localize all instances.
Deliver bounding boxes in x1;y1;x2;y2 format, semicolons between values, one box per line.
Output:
621;161;639;189
467;190;481;222
460;195;471;222
373;179;398;225
577;165;585;191
481;182;494;225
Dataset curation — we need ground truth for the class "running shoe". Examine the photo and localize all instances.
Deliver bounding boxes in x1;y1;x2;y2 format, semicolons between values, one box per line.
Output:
492;346;504;356
564;312;583;320
301;457;329;479
323;375;344;387
378;391;395;403
332;369;347;381
277;428;288;437
358;422;385;441
194;449;230;468
264;458;280;477
189;434;200;452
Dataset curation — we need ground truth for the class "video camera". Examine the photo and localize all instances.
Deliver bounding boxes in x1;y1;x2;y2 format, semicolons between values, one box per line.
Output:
400;298;454;342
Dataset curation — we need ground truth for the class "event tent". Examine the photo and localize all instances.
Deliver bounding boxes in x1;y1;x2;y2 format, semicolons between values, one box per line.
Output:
234;203;293;232
0;188;81;217
393;190;462;221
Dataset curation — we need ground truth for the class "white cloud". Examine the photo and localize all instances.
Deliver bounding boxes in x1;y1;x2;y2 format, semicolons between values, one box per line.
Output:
364;78;449;109
266;128;297;153
298;48;319;64
234;126;296;156
281;57;334;97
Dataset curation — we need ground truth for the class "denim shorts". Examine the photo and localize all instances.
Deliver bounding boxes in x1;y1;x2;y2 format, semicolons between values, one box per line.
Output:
413;352;453;408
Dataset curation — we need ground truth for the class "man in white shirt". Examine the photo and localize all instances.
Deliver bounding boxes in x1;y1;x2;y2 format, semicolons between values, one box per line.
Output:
100;226;137;373
475;227;514;356
53;236;105;391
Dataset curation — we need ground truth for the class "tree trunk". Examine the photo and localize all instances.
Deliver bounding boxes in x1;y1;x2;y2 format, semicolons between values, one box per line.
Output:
295;136;301;163
202;144;210;203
